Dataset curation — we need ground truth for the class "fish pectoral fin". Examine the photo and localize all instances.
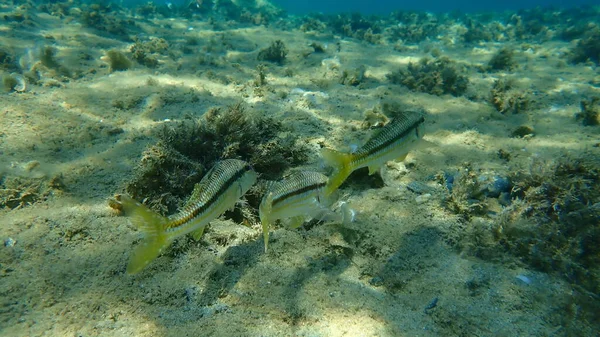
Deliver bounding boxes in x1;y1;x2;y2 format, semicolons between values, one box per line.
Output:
285;216;305;229
393;153;408;163
190;226;207;241
414;139;435;151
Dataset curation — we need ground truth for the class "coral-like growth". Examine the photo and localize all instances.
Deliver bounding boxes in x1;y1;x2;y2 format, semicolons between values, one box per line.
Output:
386;56;469;96
576;97;600;126
487;47;518;71
490;79;530;114
257;40;288;64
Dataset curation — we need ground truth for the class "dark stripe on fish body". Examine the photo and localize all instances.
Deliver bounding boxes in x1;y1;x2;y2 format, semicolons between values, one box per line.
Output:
272;181;326;207
356;114;425;159
169;161;252;228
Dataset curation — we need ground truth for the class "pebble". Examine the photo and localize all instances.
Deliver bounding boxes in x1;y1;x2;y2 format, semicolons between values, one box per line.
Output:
4;237;16;247
424;297;438;312
415;193;432;204
407;181;434;194
10;73;26;92
369;276;384;286
516;274;532;285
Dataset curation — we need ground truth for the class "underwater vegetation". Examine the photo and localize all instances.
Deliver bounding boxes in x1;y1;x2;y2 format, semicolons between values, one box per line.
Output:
77;2;134;39
104;50;132;72
387;56;469;97
339;65;366;87
568;26;600;65
576;97;600;126
487;47;518;72
490;78;531;114
257;40;288;64
0;48;18;72
130;37;171;68
447;155;600;296
125;103;309;216
502;157;600;293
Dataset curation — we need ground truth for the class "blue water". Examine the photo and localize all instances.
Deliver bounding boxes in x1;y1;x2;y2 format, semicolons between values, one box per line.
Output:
273;0;597;15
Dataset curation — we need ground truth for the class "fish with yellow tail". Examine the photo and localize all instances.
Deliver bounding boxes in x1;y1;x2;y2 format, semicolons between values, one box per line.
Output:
110;159;257;274
259;171;355;252
321;112;428;197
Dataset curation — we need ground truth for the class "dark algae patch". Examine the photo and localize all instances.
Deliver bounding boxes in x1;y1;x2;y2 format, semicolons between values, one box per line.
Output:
126;103;308;215
387;56;469;96
449;156;600;295
257;40;288;64
576;97;600;126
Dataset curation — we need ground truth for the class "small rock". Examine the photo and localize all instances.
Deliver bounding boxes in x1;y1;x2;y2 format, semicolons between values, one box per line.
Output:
407;181;434;194
415;193;432;204
4;238;16;247
369;276;384;286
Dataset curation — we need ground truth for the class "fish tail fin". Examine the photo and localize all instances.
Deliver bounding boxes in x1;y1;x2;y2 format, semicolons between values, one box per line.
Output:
259;192;274;253
110;195;170;274
321;148;353;197
127;233;171;274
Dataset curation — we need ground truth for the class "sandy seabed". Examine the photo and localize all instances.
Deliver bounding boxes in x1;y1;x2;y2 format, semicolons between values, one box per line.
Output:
1;2;599;336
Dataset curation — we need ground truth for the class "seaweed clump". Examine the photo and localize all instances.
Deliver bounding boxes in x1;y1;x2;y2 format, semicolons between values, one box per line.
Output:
496;156;600;294
38;46;71;78
130;37;170;68
443;165;489;220
386;56;469;96
78;2;134;38
257;40;288;65
104;50;132;72
568;27;600;65
126;103;309;214
0;48;18;72
447;154;600;297
576;97;600;126
462;18;494;43
487;47;518;72
340;65;366;86
327;13;382;44
490;79;530;114
387;11;440;44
